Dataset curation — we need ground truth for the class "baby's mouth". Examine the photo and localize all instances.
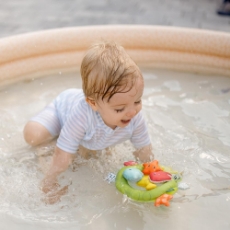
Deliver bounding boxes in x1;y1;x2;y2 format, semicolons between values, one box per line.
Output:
121;119;131;124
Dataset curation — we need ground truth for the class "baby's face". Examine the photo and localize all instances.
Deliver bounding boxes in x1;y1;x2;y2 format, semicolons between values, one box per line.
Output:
92;76;144;129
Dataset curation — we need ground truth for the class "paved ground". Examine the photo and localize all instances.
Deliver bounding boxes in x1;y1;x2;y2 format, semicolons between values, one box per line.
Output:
0;0;229;38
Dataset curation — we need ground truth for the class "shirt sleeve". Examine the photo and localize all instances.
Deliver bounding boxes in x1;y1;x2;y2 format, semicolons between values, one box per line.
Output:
56;102;87;154
130;112;151;149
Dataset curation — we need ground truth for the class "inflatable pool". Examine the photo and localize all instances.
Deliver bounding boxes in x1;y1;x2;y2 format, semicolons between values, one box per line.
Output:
0;25;229;88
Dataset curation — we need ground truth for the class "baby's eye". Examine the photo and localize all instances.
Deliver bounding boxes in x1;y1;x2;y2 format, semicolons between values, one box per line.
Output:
115;108;124;113
135;100;142;104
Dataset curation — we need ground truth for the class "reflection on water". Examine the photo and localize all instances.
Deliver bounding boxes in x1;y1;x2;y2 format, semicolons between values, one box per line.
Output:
0;69;230;229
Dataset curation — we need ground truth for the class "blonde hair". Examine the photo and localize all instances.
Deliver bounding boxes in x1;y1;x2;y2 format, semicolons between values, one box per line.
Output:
81;41;143;102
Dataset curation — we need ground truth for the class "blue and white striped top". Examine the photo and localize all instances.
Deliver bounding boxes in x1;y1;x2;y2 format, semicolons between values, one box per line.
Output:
54;89;151;153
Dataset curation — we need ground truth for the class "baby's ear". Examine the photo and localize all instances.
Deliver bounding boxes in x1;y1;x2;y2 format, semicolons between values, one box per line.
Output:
85;97;97;111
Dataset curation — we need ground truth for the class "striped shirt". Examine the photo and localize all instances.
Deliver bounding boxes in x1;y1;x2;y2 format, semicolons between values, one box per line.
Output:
54;89;151;153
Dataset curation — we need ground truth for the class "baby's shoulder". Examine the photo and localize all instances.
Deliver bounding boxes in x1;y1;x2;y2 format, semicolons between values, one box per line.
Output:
55;88;88;114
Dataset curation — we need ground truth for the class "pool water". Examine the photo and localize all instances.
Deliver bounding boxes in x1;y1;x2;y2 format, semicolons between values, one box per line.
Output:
0;69;230;230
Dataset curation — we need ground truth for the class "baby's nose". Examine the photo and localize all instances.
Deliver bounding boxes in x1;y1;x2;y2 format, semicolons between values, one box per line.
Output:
126;109;137;117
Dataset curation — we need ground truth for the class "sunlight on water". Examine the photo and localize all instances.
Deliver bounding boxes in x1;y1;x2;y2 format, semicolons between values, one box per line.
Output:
0;69;229;229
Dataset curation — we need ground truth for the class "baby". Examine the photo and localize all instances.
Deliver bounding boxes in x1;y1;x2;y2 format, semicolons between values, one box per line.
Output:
23;41;154;203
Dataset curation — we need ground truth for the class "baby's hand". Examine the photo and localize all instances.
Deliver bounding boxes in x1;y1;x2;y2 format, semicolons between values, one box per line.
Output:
133;145;154;162
41;177;59;193
43;185;68;204
40;147;73;204
41;177;68;204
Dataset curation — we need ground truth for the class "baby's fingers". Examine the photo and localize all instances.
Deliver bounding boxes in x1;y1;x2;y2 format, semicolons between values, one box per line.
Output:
43;185;68;204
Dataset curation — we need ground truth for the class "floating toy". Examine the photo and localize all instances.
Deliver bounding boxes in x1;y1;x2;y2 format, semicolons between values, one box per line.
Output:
137;175;157;190
115;160;182;207
155;194;173;207
149;171;172;183
123;168;143;182
178;182;190;190
124;160;138;166
142;160;162;174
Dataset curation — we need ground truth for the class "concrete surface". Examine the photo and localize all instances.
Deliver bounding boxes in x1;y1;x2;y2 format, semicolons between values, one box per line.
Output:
0;0;229;39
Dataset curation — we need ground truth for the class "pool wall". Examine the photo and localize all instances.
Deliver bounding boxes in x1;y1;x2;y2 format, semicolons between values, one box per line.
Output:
0;25;230;87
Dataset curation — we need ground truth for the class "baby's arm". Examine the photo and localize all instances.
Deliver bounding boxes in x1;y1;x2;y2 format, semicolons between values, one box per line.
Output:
133;144;154;162
131;112;154;162
41;101;87;203
42;146;74;194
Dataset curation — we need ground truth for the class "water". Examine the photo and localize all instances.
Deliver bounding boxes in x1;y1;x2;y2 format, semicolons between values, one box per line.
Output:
0;69;229;230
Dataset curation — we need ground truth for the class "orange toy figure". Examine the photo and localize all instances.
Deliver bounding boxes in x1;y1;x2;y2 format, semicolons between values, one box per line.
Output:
142;160;162;175
154;194;173;207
